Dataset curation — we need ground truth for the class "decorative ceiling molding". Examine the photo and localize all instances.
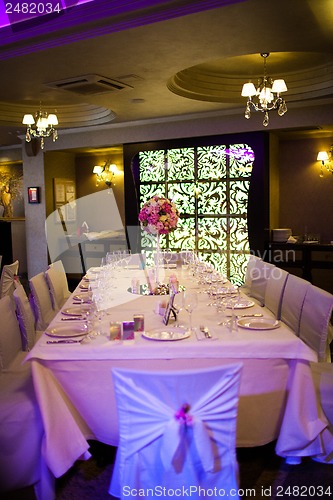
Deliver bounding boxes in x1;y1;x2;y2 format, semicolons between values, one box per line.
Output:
0;102;116;128
168;52;333;104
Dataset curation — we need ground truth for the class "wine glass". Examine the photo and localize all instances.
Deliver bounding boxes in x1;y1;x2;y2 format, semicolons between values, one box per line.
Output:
182;291;198;334
163;248;173;269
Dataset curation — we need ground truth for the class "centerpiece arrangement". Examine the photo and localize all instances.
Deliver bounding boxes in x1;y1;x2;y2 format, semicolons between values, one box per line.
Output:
139;195;179;290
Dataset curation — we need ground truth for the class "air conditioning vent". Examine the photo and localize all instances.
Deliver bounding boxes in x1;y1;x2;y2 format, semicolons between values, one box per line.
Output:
45;74;133;95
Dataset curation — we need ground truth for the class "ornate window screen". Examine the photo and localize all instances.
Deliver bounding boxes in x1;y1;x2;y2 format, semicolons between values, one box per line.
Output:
138;143;254;284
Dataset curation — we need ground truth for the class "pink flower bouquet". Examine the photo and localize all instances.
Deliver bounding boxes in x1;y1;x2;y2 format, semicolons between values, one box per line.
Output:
139;195;179;235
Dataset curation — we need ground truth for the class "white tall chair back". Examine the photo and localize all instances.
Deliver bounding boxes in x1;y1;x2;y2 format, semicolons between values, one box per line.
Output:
280;274;311;335
264;268;289;319
299;285;333;362
0;295;23;371
0;260;19;299
13;284;40;351
109;363;243;500
48;260;71;298
247;260;275;306
45;266;68;311
29;272;56;331
243;254;262;288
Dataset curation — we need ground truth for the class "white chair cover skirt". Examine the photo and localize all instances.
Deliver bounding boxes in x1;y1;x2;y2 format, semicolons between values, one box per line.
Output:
0;366;43;492
110;364;243;500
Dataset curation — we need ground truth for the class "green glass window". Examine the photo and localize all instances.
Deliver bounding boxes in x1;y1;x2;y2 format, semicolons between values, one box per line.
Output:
138;143;254;285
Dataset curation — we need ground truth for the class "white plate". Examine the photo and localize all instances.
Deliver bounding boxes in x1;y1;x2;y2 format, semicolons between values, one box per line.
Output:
227;299;255;309
62;306;91;316
142;329;191;341
79;283;90;290
73;292;93;303
45;324;88;338
237;317;280;330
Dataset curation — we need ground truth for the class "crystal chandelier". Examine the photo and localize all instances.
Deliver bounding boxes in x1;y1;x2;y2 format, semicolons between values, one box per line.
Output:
241;53;288;127
22;108;58;149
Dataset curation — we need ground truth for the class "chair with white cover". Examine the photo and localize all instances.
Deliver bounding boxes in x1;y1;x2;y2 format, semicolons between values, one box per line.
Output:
242;254;262;292
0;295;25;372
0;259;19;299
245;260;275;306
264;267;289;319
29;272;56;331
0;295;51;498
299;285;333;362
48;260;71;298
280;274;311;335
13;284;42;352
45;264;70;311
109;363;243;500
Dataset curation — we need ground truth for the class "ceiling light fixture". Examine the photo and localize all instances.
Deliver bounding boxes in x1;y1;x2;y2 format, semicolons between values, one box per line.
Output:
93;161;118;188
241;53;288;127
317;145;333;177
22;107;58;149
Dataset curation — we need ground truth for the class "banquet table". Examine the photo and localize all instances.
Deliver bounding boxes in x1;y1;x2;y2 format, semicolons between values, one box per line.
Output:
25;266;331;486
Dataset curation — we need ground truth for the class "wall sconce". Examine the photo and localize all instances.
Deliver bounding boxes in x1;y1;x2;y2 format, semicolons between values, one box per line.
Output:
93;161;119;188
317;145;333;177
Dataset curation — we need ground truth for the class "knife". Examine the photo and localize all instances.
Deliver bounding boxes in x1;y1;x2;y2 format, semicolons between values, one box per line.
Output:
46;338;83;344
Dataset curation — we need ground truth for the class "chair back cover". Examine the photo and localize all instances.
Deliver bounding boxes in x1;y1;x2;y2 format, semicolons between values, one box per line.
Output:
29;272;56;331
264;268;289;319
243;255;262;288
0;260;19;299
48;260;71;298
109;363;243;500
247;260;275;305
300;285;333;362
13;284;36;351
281;274;311;335
45;266;67;311
0;295;22;371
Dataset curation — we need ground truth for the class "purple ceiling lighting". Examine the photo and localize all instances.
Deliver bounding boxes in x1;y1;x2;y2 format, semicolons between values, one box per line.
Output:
0;0;246;60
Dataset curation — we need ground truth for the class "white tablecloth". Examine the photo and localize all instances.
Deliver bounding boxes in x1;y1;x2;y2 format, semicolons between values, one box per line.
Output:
26;268;330;479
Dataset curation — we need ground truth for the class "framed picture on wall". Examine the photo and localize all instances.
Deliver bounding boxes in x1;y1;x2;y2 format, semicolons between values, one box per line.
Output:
53;178;77;222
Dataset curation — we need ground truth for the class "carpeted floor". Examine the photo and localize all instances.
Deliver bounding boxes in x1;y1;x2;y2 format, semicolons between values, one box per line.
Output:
4;440;332;499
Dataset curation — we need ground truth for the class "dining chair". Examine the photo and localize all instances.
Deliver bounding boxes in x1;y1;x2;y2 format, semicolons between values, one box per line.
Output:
0;259;19;299
264;267;289;319
29;272;57;331
242;254;262;289
13;283;42;352
246;260;275;306
46;260;71;310
299;285;333;362
0;295;25;372
280;274;311;335
0;295;47;496
109;363;243;500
